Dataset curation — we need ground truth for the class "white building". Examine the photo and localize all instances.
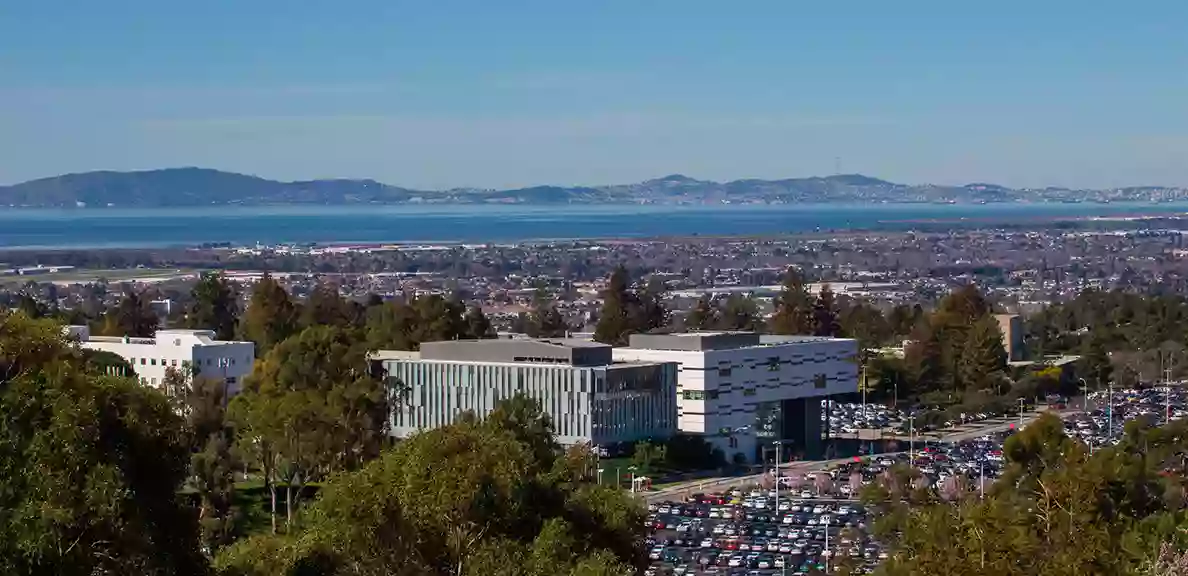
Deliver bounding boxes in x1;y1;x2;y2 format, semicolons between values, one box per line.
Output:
66;326;255;394
372;338;678;448
614;332;858;463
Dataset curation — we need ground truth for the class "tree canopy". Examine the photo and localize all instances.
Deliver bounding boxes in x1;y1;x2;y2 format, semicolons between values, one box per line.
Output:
0;311;206;575
216;395;645;576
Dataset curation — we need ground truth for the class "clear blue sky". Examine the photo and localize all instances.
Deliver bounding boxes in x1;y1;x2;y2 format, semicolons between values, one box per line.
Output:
3;1;1187;189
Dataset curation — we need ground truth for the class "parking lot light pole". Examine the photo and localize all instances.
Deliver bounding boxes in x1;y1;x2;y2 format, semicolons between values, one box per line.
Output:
1017;397;1025;431
979;459;985;500
907;415;915;464
1108;381;1114;439
823;515;830;574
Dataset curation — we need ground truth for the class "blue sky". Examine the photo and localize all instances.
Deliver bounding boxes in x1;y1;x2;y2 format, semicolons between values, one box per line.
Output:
2;1;1187;189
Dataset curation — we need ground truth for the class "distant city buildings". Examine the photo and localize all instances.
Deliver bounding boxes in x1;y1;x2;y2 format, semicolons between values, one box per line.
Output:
614;332;859;463
66;326;255;394
371;338;679;448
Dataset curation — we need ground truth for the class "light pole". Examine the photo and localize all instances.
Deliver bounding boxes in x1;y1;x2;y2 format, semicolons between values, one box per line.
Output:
1108;380;1114;440
597;468;604;486
1078;377;1088;413
629;465;638;494
907;415;916;464
1017;397;1025;431
979;459;985;500
823;515;831;574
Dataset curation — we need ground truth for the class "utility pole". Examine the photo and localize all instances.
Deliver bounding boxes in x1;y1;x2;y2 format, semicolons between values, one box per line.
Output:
1017;397;1025;431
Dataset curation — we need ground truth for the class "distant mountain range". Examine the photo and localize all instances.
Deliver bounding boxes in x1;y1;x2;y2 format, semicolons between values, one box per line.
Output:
1;168;1185;208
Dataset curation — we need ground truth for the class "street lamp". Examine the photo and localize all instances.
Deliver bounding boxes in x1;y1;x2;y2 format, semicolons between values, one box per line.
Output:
1016;397;1025;431
907;414;916;464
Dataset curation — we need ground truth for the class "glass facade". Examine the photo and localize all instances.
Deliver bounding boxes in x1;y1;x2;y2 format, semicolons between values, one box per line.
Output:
382;359;677;446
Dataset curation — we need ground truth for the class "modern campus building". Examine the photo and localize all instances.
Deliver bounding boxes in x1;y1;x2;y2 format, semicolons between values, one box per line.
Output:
613;332;859;463
372;338;679;447
66;326;255;394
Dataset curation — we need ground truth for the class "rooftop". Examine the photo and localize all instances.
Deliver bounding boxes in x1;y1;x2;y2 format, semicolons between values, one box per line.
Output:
627;331;852;352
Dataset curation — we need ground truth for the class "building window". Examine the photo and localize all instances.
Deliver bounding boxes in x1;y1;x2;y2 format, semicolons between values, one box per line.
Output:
814;374;827;389
140;358;146;365
171;359;178;367
743;388;757;397
707;390;720;400
682;390;705;401
718;367;732;377
151;378;157;385
767;357;780;371
150;359;157;366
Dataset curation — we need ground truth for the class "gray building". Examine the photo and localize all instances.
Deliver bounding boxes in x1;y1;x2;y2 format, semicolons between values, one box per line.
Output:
372;339;678;447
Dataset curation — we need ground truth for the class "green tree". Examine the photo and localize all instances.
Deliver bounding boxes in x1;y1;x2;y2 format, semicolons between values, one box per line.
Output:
593;265;634;345
185;271;239;340
229;325;388;531
769;266;813;335
811;283;841;337
593;266;668;345
239;273;299;356
98;287;159;337
215;395;644;576
409;295;469;344
839;299;892;350
684;297;718;331
527;288;568;338
957;315;1008;393
364;299;419;351
1082;330;1114;389
631;440;667;475
0;312;207;575
299;282;354;330
463;305;494;339
718;294;761;331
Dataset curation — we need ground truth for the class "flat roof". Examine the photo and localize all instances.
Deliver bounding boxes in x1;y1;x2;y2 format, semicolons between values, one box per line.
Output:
627;331;853;352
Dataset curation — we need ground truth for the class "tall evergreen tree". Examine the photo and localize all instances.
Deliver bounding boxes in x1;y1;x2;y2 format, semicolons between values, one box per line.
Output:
840;299;892;350
811;283;841;337
594;265;634;345
364;299;419;351
685;297;718;331
1082;330;1113;389
528;288;568;338
409;295;469;344
184;271;238;340
633;276;670;333
464;305;494;339
718;294;761;331
958;315;1008;393
299;282;353;329
238;273;299;356
98;288;160;337
769;266;813;335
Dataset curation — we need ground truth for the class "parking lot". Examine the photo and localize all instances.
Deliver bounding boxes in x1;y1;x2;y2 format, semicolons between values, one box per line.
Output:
645;387;1188;574
645;489;883;575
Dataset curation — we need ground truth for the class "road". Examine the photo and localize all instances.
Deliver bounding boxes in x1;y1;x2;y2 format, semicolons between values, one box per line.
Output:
642;407;1075;504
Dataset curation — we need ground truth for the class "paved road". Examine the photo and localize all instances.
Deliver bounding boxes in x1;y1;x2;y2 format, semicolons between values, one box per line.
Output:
642;407;1078;504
